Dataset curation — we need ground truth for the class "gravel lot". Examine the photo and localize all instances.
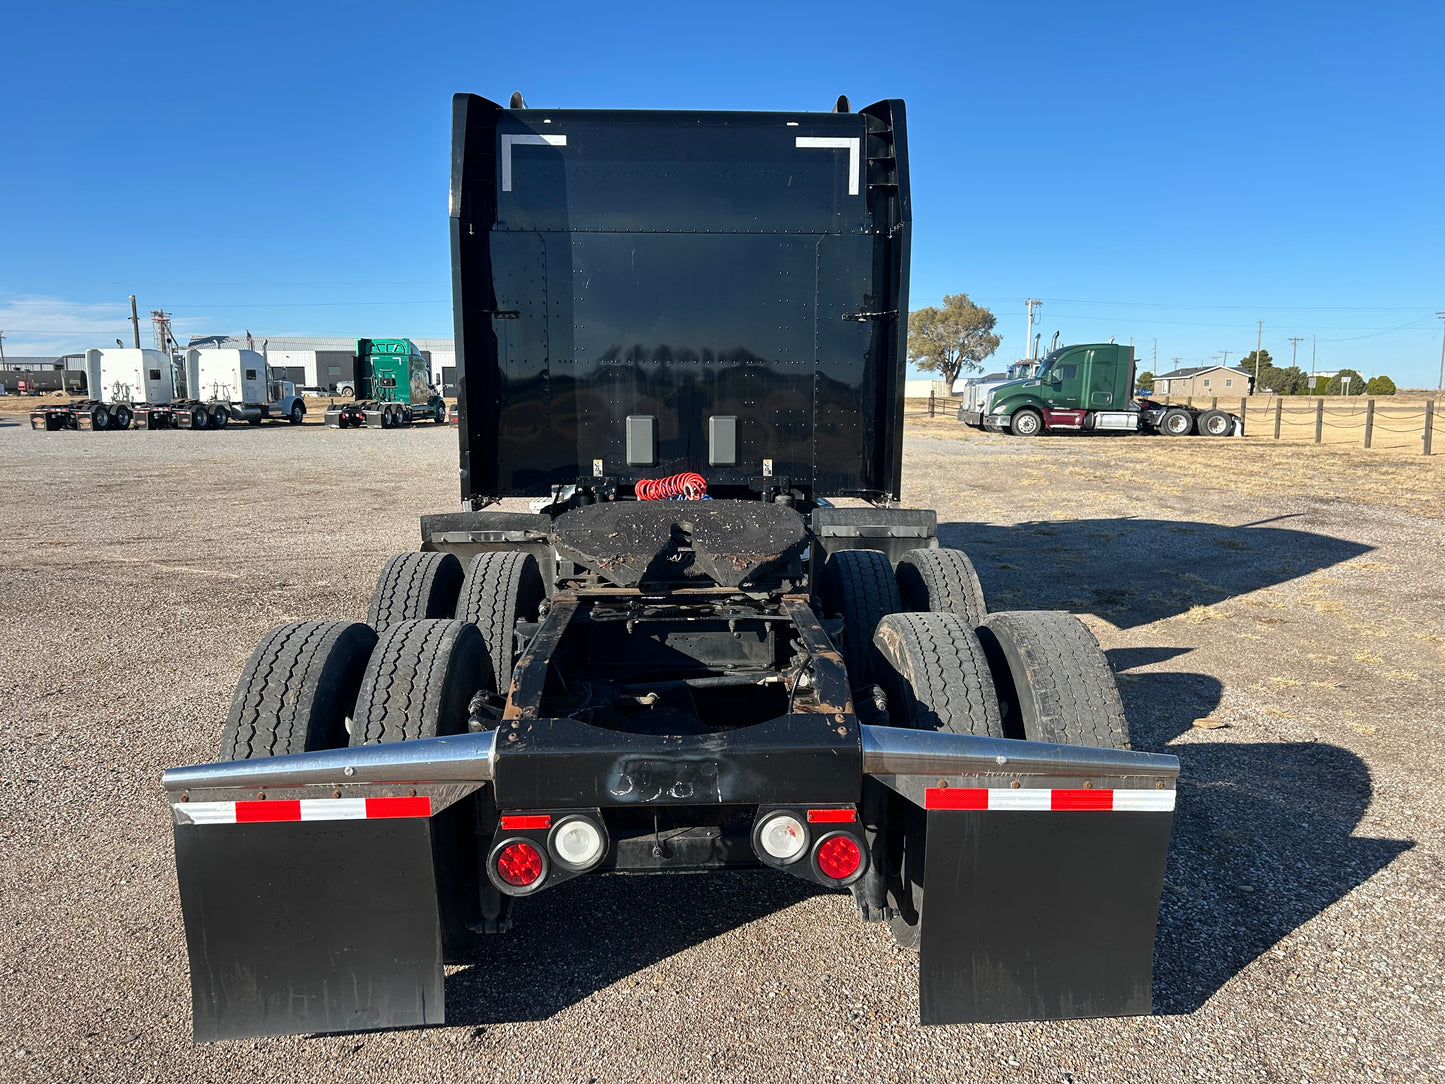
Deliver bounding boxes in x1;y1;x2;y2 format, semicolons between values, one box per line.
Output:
1;416;1442;1083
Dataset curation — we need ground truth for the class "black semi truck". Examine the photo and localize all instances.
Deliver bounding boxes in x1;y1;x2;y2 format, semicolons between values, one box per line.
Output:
162;93;1180;1041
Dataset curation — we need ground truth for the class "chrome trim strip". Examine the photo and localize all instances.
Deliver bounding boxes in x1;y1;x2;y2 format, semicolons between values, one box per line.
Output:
161;730;498;792
860;725;1179;783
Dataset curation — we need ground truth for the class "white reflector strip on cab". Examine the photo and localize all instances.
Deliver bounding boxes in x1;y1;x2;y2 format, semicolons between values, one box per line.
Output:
924;787;1175;812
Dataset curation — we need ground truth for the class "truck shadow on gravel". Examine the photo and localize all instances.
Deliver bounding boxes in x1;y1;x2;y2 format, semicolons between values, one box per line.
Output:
940;518;1370;630
1154;739;1411;1013
1119;668;1411;1014
444;872;824;1025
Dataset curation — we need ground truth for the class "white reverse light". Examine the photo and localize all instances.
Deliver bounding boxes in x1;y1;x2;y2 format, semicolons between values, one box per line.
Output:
551;817;605;868
758;814;807;862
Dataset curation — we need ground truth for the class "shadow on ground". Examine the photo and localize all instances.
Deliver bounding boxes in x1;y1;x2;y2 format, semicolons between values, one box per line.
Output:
1155;740;1411;1013
941;518;1370;629
444;871;824;1026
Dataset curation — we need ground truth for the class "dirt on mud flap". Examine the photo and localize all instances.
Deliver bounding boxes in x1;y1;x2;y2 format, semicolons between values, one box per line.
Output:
550;501;809;589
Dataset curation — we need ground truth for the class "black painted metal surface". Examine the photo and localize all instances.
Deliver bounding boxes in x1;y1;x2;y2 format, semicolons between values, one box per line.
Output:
492;714;862;810
450;94;911;505
175;819;444;1041
917;808;1172;1024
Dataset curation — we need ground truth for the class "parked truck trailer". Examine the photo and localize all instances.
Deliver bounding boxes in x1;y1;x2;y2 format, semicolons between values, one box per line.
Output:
961;342;1244;436
325;338;447;428
161;93;1180;1041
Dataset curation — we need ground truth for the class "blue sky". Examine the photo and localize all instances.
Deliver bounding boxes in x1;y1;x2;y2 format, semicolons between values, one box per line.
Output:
3;1;1443;387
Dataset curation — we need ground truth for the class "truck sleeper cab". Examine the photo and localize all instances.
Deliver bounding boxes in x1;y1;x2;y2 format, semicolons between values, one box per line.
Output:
161;93;1180;1042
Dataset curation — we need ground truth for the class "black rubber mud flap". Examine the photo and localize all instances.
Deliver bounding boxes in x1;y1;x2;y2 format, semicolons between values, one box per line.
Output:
175;816;444;1041
917;804;1172;1024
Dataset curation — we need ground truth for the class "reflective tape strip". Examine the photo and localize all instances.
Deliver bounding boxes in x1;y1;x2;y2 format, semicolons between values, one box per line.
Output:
925;788;1174;812
176;795;432;824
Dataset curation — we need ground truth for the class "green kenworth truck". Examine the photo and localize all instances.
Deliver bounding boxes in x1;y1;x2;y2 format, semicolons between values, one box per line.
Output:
325;338;448;429
960;342;1244;437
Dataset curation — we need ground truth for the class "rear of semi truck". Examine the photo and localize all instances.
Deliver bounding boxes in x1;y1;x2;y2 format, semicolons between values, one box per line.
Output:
325;338;446;428
163;93;1179;1041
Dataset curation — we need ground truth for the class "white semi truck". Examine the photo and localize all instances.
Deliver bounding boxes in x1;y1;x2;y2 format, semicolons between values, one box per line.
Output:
31;347;308;431
150;349;307;428
30;348;175;430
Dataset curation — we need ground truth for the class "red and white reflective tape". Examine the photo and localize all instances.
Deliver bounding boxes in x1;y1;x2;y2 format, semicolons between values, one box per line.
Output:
924;787;1174;812
176;796;432;824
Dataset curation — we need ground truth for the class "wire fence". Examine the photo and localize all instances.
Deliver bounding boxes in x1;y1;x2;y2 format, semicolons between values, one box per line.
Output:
1146;394;1436;455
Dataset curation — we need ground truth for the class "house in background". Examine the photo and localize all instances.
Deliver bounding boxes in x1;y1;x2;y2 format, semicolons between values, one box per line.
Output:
1152;365;1254;397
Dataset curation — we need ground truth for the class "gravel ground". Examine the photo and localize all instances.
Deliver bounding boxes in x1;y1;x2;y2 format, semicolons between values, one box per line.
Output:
1;417;1442;1083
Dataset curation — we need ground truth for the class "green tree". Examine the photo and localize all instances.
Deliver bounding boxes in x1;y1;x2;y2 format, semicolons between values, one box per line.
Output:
1239;348;1273;376
1257;364;1308;394
907;293;1001;387
1365;375;1397;396
1136;370;1155;392
1326;368;1365;395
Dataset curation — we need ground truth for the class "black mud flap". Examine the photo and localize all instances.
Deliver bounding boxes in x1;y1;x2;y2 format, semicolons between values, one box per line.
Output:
175;815;444;1041
917;805;1172;1024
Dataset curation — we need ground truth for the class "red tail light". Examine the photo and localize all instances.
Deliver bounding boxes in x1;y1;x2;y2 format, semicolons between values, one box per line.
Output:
815;834;863;881
495;840;544;887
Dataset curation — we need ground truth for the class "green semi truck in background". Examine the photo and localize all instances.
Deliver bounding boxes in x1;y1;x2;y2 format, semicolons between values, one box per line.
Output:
959;342;1244;437
325;338;448;429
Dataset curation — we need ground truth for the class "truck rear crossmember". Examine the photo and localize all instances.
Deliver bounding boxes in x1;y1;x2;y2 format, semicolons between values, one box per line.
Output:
161;91;1182;1041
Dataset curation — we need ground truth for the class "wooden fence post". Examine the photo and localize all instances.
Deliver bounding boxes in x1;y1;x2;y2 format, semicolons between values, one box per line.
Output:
1240;397;1247;418
1425;401;1435;456
1314;400;1324;443
1211;396;1218;409
929;390;935;417
1274;398;1283;439
1364;399;1375;449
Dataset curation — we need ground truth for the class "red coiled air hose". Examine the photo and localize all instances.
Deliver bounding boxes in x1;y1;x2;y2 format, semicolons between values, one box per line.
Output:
635;472;708;500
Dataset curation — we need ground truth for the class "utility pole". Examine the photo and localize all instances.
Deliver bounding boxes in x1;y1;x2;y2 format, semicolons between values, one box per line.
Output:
1153;338;1157;370
1311;334;1317;389
129;295;141;348
1254;319;1263;385
0;329;6;366
1025;299;1042;359
1437;312;1445;393
1221;350;1230;368
1288;336;1304;372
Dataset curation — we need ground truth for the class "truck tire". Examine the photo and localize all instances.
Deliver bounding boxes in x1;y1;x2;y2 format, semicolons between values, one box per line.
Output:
869;613;1006;948
349;619;490;744
977;610;1130;750
1159;407;1194;436
456;551;546;689
210;405;229;429
289;401;305;425
1009;408;1043;436
91;404;111;430
112;405;132;430
1198;409;1232;436
219;621;378;760
433;402;446;424
190;405;209;429
366;551;465;629
820;548;902;687
895;548;987;624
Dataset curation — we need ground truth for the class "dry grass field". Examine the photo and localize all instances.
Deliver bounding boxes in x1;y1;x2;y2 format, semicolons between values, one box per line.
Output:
0;412;1442;1082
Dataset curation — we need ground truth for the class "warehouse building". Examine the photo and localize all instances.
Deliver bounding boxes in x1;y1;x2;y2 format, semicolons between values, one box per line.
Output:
185;336;459;395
